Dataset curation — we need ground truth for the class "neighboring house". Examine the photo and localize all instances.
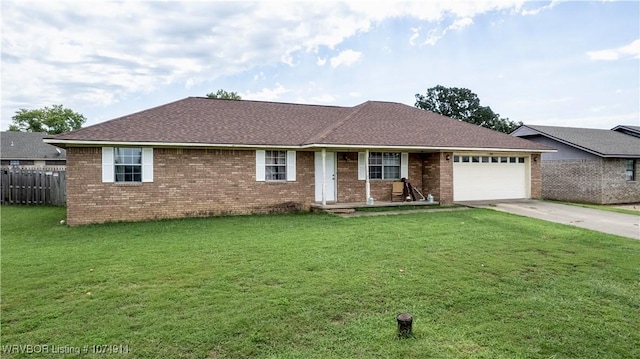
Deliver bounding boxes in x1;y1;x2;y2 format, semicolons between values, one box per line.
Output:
1;131;66;168
612;125;640;138
45;97;551;225
512;124;640;204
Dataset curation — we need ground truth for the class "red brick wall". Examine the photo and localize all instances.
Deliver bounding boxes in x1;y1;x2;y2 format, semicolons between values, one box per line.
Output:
336;152;363;202
530;153;542;199
67;147;543;224
66;147;315;225
422;152;453;204
541;158;640;204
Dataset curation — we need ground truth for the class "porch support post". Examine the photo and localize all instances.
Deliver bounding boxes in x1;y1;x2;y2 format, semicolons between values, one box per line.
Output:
365;149;371;201
321;148;327;206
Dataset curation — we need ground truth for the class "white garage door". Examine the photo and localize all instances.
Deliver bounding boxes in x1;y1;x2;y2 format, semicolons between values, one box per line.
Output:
453;155;528;201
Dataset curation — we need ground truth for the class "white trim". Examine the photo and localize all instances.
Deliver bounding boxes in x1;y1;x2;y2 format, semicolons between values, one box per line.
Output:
401;152;409;178
358;152;366;180
44;139;556;153
321;149;326;205
101;147;114;183
286;150;296;181
142;148;154;182
255;150;265;181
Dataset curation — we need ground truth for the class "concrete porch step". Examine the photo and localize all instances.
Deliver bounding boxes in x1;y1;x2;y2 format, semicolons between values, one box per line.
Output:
324;208;357;214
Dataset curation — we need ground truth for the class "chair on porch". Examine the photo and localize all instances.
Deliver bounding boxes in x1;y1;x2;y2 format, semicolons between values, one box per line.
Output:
391;181;405;202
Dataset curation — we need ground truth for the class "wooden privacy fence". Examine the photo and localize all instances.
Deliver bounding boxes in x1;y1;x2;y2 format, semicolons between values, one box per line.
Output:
1;168;66;205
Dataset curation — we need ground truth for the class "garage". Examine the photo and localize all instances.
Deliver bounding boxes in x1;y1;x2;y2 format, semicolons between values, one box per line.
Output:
453;154;528;201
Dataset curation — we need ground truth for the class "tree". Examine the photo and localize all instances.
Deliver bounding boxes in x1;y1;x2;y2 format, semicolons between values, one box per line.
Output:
414;85;521;133
8;105;87;135
206;89;242;100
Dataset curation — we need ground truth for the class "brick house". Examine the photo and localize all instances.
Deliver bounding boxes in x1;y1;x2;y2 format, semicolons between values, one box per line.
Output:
46;98;550;225
512;124;640;204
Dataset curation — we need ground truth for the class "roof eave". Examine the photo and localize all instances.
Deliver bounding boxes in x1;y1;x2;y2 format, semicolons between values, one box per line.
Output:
43;139;303;150
302;143;555;152
44;139;554;153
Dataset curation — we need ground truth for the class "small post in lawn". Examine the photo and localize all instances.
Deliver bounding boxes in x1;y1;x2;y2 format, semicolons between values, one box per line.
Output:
396;313;413;337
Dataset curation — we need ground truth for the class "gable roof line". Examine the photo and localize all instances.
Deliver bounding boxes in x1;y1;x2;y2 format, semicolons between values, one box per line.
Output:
519;125;638;157
522;125;612;156
302;101;369;145
193;96;346;109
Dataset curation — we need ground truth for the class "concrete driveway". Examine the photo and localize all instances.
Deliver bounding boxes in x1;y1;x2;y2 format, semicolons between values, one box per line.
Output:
460;200;640;240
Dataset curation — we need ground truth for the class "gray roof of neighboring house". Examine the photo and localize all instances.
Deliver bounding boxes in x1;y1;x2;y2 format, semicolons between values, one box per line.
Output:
1;131;66;160
47;97;551;152
612;125;640;138
514;125;640;157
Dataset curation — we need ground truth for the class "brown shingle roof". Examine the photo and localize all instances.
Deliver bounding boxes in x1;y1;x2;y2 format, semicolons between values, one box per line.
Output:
49;97;550;151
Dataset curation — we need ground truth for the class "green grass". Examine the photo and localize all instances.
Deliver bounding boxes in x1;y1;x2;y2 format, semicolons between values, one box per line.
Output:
1;206;639;358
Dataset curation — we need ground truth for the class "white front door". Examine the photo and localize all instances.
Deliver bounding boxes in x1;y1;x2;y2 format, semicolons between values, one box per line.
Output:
315;152;336;202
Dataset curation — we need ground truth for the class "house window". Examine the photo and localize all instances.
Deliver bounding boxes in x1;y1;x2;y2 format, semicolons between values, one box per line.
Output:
626;160;636;181
369;152;400;179
102;147;153;183
114;148;142;182
265;150;287;181
256;150;296;182
10;160;20;166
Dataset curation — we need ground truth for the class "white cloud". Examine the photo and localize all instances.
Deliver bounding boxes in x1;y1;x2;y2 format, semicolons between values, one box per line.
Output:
253;72;266;81
4;0;613;127
242;83;287;102
349;92;362;97
329;49;362;68
587;39;640;61
423;28;442;46
449;17;473;31
409;27;421;46
422;17;473;46
521;0;561;16
2;0;524;109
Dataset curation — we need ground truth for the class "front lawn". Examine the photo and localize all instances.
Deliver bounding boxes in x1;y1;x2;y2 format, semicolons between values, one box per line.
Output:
1;207;639;358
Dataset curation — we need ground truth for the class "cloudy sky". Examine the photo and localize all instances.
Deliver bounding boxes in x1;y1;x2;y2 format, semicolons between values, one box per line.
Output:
2;1;638;131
